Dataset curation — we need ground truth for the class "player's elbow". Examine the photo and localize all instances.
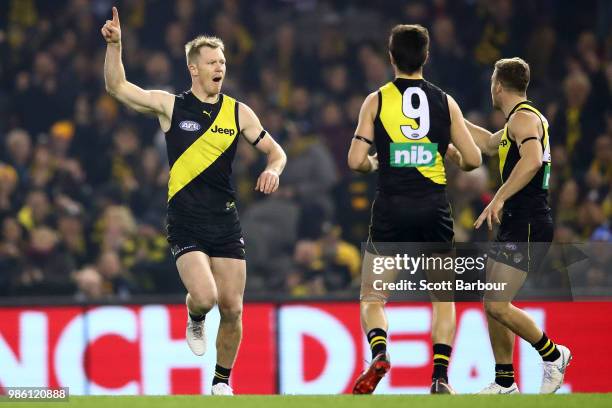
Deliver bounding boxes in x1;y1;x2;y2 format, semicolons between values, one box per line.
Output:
347;158;357;171
105;82;120;98
462;162;479;171
104;80;114;94
528;156;543;172
463;151;482;170
347;154;363;171
104;80;125;97
519;150;543;172
275;144;288;167
105;85;117;97
464;158;481;171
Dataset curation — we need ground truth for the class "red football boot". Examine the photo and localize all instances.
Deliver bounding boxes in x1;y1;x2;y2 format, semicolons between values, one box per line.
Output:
352;353;391;395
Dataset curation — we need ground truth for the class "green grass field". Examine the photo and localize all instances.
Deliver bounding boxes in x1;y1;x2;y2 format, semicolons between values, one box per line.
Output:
4;394;612;408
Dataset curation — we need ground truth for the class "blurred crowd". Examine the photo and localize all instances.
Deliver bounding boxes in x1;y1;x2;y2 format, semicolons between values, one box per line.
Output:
0;0;610;300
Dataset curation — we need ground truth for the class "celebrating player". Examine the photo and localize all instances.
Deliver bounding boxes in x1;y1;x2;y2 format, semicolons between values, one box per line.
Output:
457;57;571;394
101;7;286;396
348;24;482;394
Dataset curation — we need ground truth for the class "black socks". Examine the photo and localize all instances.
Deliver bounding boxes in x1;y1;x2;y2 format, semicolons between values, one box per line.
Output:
189;312;206;322
495;363;515;387
367;328;387;360
432;343;452;381
212;364;232;385
533;333;561;362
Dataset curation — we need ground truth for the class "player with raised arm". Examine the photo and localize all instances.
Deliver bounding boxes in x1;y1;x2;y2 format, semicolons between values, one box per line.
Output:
455;57;571;394
348;24;482;395
101;7;286;396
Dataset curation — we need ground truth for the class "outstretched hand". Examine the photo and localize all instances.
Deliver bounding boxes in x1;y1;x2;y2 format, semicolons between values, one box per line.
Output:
101;6;121;43
474;197;504;230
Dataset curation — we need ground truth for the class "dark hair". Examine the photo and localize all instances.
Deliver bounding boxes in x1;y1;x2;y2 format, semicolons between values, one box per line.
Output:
494;58;530;93
388;24;429;74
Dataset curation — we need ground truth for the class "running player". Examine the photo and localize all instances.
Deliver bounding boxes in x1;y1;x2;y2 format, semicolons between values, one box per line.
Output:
456;57;571;393
101;7;286;396
348;24;482;394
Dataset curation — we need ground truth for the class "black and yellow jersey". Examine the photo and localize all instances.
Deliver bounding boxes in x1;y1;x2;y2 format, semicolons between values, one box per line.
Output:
165;91;240;222
373;78;451;196
499;100;551;211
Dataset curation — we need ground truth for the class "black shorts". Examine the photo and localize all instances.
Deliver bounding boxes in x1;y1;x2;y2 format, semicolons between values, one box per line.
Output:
489;208;553;273
367;191;454;255
167;211;245;261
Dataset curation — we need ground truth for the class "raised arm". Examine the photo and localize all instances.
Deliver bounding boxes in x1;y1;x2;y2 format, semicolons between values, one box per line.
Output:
101;7;174;130
347;92;378;173
447;95;482;171
464;119;503;157
238;102;287;194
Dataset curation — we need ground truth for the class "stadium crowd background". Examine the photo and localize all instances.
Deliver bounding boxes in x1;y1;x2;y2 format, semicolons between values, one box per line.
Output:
0;0;610;300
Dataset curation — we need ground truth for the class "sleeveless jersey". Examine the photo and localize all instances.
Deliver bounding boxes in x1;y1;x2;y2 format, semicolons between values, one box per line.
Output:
498;100;551;211
165;91;240;222
373;78;451;196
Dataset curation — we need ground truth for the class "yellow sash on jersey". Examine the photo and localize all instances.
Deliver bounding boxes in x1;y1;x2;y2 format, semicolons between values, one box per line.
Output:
168;96;238;201
499;102;550;182
379;82;446;185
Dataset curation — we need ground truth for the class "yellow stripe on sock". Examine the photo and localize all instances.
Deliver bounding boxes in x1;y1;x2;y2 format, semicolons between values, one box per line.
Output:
541;344;557;358
496;374;515;378
433;354;450;362
214;372;229;379
370;339;387;348
537;339;551;352
369;336;386;345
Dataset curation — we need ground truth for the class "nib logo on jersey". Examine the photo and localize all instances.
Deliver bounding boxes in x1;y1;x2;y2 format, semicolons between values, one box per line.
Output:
390;143;438;167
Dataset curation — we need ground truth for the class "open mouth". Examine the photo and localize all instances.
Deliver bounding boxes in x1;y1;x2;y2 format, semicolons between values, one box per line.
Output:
213;76;222;83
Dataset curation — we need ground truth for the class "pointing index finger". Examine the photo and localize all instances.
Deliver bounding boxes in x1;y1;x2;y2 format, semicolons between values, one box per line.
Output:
112;6;120;24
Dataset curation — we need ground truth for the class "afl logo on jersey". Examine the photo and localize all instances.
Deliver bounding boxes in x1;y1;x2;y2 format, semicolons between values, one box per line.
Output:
179;120;201;132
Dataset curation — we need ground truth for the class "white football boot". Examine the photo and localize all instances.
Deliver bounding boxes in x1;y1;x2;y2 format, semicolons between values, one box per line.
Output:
211;383;234;395
477;382;520;394
540;344;572;393
185;308;206;356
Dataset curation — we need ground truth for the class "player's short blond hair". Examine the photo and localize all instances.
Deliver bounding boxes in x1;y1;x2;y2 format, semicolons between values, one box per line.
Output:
185;35;225;64
494;57;530;94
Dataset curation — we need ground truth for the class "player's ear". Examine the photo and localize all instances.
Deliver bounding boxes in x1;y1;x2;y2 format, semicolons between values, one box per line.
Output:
388;51;396;68
187;63;198;77
495;81;503;95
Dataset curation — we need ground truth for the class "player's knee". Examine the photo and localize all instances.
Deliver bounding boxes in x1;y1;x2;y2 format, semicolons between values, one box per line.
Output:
432;304;456;328
484;301;509;321
360;299;385;318
190;289;218;313
360;299;385;310
218;301;243;323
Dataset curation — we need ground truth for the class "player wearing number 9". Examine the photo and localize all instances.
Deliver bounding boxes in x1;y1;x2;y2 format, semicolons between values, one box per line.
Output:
348;24;482;395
